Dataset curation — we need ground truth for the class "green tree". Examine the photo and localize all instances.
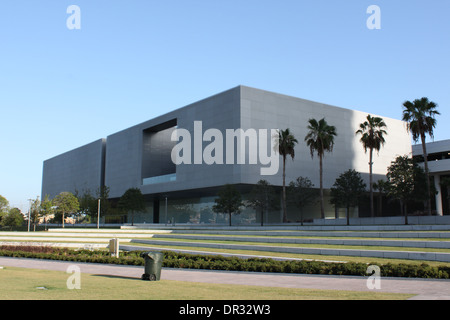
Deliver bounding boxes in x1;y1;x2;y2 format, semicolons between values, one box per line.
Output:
386;155;431;224
75;189;97;222
96;186;111;224
53;192;80;228
330;169;367;226
212;184;244;226
40;195;54;230
305;118;337;219
0;211;5;226
1;208;24;230
29;197;41;231
277;128;298;223
287;176;317;225
402;97;440;215
0;195;9;225
356;114;387;217
118;188;146;226
246;180;279;226
76;186;111;225
0;195;9;213
386;155;414;224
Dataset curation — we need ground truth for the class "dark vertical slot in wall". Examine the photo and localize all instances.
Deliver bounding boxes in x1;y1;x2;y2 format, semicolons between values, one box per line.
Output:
141;119;178;181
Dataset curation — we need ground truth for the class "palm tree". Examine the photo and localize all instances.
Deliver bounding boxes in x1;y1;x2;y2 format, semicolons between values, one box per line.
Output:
402;97;440;215
356;115;387;217
277;128;298;223
305;118;337;219
373;179;390;217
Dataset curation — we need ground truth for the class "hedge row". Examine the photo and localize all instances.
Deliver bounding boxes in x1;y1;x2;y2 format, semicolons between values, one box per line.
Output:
1;245;449;279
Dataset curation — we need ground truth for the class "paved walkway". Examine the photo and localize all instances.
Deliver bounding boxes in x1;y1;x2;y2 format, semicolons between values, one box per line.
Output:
1;257;450;300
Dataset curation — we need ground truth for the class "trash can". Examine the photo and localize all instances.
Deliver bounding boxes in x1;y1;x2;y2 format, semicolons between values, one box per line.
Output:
141;252;163;281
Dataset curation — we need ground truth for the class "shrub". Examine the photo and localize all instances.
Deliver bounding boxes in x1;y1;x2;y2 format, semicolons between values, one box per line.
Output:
1;245;449;279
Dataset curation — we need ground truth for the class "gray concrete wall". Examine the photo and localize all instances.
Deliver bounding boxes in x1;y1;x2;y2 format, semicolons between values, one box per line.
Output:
43;85;413;222
237;86;412;219
105;86;242;199
313;215;450;226
238;86;412;189
41;139;106;199
412;139;450;156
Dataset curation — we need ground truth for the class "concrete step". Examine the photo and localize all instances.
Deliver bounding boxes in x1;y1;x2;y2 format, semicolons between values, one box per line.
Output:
0;236;132;243
0;241;107;250
122;223;450;231
169;229;450;239
150;234;450;249
128;239;450;263
119;244;347;263
48;228;171;235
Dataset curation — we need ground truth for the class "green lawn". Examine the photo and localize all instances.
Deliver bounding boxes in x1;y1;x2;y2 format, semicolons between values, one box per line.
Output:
0;266;414;300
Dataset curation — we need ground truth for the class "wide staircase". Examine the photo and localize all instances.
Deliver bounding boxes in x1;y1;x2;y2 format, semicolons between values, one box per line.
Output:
1;224;450;263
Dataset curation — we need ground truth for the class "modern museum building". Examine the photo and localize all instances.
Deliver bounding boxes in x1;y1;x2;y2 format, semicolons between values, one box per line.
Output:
41;86;414;225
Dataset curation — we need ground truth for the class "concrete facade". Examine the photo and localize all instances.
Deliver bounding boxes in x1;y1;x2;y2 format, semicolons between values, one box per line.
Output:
41;86;413;223
41;139;106;199
104;87;242;200
413;139;450;216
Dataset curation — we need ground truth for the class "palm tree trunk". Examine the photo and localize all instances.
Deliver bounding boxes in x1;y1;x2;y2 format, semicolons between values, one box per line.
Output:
263;193;268;226
260;207;264;227
282;156;287;223
346;205;350;226
399;200;403;217
319;154;324;219
378;191;383;217
421;133;432;215
404;202;408;225
369;148;374;217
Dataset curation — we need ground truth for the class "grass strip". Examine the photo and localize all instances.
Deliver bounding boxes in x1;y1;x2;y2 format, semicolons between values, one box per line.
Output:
132;237;450;253
0;267;414;300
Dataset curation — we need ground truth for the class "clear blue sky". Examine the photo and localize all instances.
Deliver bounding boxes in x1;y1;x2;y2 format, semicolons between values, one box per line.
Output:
1;0;449;211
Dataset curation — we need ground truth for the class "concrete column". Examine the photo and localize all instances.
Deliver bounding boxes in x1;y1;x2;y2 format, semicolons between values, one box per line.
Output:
434;174;443;216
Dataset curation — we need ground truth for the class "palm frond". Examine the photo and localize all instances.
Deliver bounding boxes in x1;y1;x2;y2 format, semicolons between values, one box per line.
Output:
305;118;337;158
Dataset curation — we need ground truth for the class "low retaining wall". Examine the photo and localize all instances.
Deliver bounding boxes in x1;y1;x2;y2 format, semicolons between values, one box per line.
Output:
313;216;450;226
122;216;450;231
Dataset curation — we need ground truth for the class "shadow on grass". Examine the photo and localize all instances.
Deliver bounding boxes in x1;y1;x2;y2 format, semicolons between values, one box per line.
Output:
92;274;142;281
